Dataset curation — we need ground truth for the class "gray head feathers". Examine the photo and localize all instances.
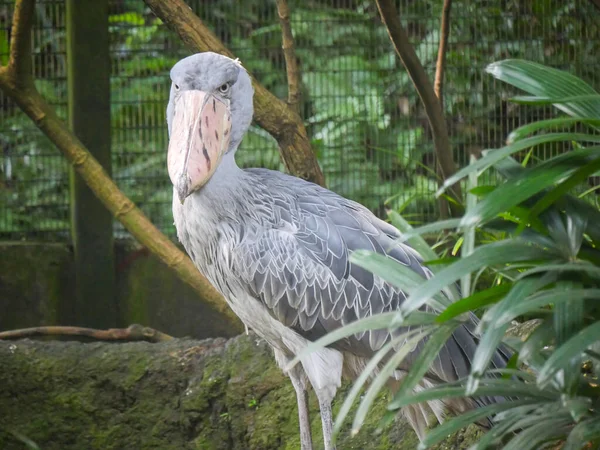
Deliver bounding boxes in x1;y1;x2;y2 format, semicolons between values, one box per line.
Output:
166;52;254;152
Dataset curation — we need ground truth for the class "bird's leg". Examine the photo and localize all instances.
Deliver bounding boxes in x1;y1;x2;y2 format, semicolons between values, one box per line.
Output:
288;366;313;450
315;389;336;450
300;347;343;450
273;349;313;450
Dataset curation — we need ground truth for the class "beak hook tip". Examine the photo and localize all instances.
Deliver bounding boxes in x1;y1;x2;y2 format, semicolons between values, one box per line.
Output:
177;174;190;205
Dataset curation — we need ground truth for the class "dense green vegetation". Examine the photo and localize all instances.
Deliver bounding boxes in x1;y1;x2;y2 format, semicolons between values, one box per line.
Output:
1;0;598;238
301;60;600;449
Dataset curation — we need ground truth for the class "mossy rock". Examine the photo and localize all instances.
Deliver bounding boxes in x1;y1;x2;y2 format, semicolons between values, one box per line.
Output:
0;334;481;449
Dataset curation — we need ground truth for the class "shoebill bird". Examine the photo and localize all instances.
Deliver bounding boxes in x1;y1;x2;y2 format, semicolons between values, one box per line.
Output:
166;52;509;450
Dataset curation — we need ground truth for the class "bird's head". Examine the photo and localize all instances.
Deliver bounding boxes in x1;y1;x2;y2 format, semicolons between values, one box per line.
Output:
166;52;254;203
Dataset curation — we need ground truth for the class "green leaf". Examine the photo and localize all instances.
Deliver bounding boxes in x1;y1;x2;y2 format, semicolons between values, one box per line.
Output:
519;320;552;370
351;329;430;434
482;272;557;326
554;283;584;346
514;262;600;281
509;94;600;106
396;219;463;242
469;185;496;196
390;380;554;411
477;402;566;450
418;400;539;450
333;329;418;437
469;275;557;391
461;150;600;227
8;431;40;450
486;59;600;119
507;118;600;144
388;323;459;408
436;134;600;197
501;353;519;380
538;321;600;388
461;156;479;295
555;281;585;395
399;240;551;318
350;251;425;288
502;413;573;450
568;197;600;243
387;210;438;262
452;236;465;256
497;288;600;326
109;12;146;26
350;251;451;310
564;418;600;450
493;155;527;179
468;411;526;450
484;220;554;248
436;284;511;323
525;156;600;225
466;323;510;394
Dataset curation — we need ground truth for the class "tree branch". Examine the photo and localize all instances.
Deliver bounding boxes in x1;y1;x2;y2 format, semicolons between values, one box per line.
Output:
589;0;600;12
0;324;173;342
143;0;324;186
434;0;452;106
375;0;463;217
433;0;452;218
0;0;243;333
275;0;301;115
5;0;34;86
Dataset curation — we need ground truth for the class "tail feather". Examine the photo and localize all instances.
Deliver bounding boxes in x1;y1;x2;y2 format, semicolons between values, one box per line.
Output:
408;314;514;435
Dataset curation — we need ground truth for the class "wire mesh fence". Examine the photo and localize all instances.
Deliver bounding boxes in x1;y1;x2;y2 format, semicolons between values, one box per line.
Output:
1;0;598;241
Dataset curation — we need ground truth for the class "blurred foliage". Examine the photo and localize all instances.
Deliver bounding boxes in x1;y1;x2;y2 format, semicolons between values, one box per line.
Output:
0;0;599;239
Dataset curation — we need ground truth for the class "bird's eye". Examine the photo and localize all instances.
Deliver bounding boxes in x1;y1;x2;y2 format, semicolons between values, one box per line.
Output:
219;83;231;95
174;84;180;91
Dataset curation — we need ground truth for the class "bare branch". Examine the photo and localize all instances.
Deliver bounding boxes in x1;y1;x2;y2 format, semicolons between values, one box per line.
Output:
434;0;452;106
589;0;600;11
434;0;453;218
0;324;173;343
5;0;35;86
0;2;243;332
143;0;325;186
375;0;462;216
275;0;301;115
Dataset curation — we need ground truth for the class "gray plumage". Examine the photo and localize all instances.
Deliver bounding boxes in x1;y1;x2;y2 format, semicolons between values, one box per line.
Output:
167;52;509;448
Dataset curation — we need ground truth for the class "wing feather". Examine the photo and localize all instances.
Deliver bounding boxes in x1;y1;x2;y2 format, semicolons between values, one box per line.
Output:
231;169;510;381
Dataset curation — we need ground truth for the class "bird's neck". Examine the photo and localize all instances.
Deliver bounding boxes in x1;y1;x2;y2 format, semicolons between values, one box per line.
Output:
199;151;244;197
180;150;254;224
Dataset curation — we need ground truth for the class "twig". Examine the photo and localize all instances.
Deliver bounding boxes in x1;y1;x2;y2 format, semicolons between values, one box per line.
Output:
589;0;600;12
434;0;452;218
0;0;243;333
275;0;301;115
0;324;173;343
434;0;452;106
375;0;463;217
143;0;325;187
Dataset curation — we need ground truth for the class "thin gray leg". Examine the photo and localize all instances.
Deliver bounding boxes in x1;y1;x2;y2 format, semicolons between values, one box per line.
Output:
273;349;313;450
316;392;336;450
289;367;313;450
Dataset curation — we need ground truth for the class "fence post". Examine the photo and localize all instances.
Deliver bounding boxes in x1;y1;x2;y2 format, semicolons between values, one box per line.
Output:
66;0;116;327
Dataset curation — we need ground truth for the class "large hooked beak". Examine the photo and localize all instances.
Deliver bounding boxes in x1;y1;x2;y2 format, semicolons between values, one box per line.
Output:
167;90;232;204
